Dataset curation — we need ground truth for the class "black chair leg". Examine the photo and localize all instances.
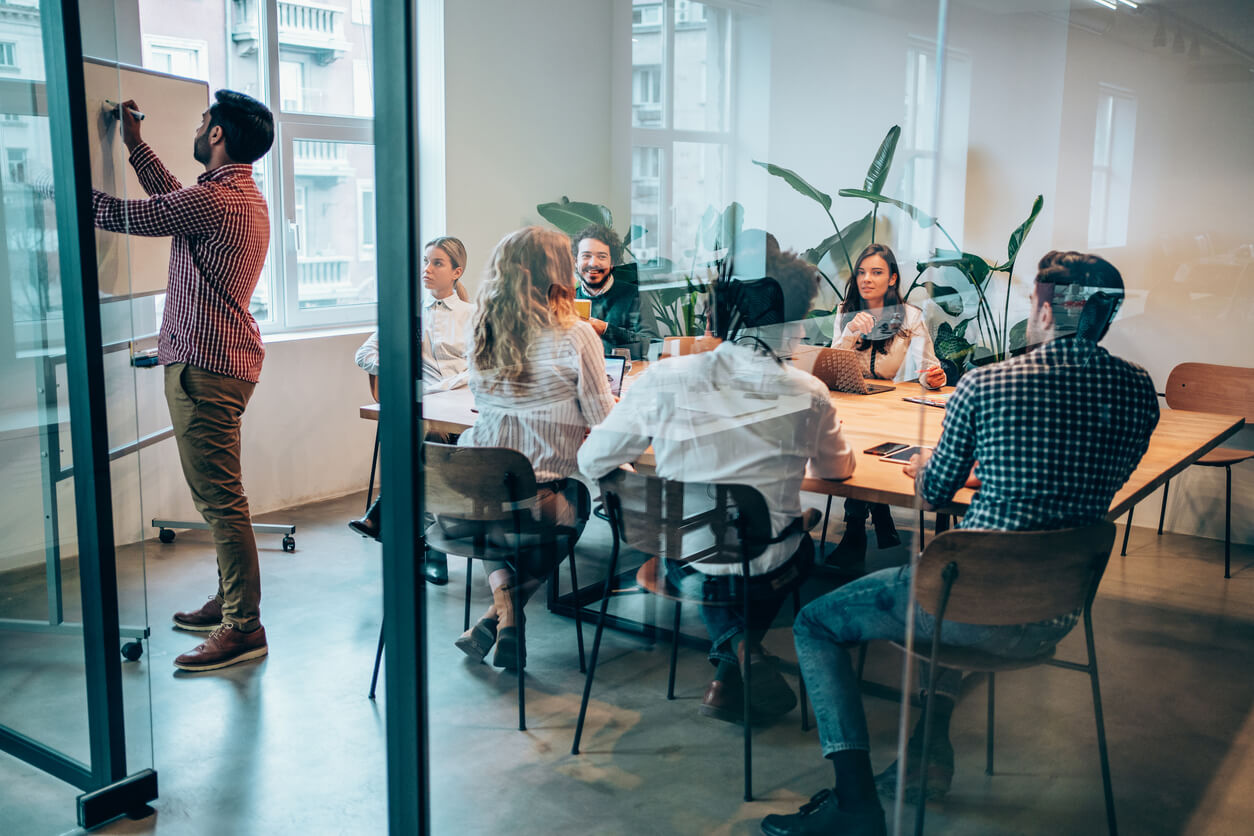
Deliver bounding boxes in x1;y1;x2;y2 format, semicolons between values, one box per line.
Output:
818;495;833;559
365;424;380;510
463;558;473;632
1085;620;1118;836
986;672;996;776
515;575;525;731
568;542;586;672
742;573;753;803
1224;466;1232;579
1120;507;1134;556
667;599;681;700
368;618;385;700
915;654;943;836
1157;479;1170;536
572;545;621;755
918;510;926;550
795;587;809;732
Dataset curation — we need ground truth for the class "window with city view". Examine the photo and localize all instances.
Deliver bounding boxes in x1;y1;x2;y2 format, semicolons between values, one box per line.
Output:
631;0;731;273
135;0;376;330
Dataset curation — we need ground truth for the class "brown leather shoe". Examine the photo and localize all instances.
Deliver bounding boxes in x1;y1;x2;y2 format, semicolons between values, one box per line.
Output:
699;677;744;724
173;596;223;632
174;624;268;672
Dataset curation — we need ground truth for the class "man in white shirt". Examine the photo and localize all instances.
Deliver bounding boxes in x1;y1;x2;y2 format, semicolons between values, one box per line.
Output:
579;239;855;724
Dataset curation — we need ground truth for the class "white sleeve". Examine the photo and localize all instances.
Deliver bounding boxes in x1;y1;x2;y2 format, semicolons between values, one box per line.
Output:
809;394;856;480
355;330;380;375
572;323;617;427
578;369;654;480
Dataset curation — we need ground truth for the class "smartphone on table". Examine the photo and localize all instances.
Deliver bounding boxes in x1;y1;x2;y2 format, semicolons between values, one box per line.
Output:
863;442;910;457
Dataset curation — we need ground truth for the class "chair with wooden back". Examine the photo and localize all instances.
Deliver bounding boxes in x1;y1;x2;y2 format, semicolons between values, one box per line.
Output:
571;469;809;802
1118;362;1253;577
893;521;1118;836
369;443;587;730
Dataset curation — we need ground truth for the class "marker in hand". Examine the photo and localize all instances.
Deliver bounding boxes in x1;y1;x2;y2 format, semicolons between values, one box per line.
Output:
104;99;145;121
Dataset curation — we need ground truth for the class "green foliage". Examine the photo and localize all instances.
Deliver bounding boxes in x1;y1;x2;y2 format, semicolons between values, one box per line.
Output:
535;197;612;238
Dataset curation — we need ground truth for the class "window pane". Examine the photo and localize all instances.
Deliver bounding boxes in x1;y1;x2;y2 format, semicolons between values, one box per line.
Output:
632;2;664;128
277;2;373;118
292;140;376;310
672;141;722;262
672;1;728;132
631;145;662;265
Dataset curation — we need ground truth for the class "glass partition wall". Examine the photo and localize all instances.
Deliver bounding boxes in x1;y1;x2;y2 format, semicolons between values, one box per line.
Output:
407;1;1253;835
0;0;157;831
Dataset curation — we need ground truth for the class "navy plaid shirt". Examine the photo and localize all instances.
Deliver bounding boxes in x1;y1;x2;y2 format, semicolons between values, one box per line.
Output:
921;337;1159;531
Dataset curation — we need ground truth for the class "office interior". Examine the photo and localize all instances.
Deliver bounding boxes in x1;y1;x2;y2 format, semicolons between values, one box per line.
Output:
0;0;1251;833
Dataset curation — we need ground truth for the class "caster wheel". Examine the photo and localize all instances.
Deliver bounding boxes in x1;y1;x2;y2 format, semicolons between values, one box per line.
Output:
158;528;175;544
282;535;296;552
121;641;143;661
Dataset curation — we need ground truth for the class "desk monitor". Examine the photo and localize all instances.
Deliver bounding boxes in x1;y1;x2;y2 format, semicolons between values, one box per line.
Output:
604;355;627;397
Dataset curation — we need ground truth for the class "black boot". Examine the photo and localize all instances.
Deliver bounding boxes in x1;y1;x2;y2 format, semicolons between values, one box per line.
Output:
349;495;382;541
423;549;448;585
830;519;867;567
870;504;901;549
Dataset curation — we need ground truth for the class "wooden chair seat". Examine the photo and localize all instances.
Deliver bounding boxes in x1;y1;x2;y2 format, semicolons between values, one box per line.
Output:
1196;447;1253;468
890;639;1056;674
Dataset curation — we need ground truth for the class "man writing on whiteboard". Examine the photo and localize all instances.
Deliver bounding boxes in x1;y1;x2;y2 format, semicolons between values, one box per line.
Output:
92;90;275;673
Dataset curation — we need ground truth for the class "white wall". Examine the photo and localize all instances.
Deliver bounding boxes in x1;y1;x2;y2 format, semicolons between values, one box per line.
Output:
442;0;617;292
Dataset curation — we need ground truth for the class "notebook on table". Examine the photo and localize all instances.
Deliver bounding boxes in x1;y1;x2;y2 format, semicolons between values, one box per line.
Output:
604;355;628;397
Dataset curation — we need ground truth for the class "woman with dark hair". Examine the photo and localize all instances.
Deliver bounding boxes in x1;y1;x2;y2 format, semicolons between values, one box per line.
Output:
830;243;945;564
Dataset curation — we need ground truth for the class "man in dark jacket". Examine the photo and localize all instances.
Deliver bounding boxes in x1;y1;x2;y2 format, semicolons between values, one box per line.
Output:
573;224;655;359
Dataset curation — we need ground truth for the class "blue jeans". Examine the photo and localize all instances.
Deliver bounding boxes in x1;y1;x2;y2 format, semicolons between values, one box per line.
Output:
794;564;1073;756
666;537;814;666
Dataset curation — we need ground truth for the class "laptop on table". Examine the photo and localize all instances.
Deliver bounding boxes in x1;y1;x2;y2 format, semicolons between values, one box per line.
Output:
810;348;896;395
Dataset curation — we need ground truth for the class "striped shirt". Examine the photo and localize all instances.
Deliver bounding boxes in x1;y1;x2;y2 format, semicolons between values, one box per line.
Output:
459;321;615;483
91;143;268;383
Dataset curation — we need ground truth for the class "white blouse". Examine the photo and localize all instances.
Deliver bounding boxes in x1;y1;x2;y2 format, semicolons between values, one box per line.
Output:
354;292;475;393
459;321;616;483
831;302;941;389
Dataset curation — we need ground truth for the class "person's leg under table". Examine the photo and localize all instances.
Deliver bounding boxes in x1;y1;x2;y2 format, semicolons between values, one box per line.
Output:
165;363;267;672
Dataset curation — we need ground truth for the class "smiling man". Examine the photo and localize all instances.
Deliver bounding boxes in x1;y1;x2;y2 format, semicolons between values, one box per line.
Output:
572;224;655;359
91;90;275;673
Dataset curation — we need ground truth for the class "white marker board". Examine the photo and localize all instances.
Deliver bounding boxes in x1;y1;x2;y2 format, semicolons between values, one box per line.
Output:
84;59;209;297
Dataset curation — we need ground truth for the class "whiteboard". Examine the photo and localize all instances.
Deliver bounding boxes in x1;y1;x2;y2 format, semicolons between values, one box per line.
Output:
84;59;210;298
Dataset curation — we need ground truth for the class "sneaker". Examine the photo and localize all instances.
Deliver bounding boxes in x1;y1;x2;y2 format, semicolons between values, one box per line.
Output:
172;596;223;632
875;736;955;803
174;624;268;672
760;789;887;836
454;617;497;661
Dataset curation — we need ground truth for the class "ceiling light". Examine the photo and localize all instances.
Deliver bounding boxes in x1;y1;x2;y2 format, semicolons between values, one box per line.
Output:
1118;0;1139;8
1092;0;1117;9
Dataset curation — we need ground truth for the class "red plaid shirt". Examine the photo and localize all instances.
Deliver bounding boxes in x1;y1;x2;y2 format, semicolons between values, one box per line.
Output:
92;143;268;383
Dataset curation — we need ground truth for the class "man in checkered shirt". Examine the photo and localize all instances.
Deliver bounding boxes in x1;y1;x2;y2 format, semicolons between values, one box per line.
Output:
762;252;1159;836
92;91;275;673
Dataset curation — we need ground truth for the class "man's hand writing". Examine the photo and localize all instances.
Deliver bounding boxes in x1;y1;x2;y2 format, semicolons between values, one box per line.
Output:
119;99;143;150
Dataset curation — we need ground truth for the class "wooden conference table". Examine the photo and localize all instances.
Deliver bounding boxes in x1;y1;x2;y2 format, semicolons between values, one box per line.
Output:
360;364;1245;526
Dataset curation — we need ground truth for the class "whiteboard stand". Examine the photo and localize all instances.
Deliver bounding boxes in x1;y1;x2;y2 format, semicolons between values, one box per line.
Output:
151;520;297;553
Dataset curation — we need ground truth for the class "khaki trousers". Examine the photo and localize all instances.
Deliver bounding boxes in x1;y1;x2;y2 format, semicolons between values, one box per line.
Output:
165;363;261;631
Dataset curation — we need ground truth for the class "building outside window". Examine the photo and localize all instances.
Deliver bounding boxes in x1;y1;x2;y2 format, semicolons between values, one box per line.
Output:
137;0;375;330
630;0;731;275
0;40;16;68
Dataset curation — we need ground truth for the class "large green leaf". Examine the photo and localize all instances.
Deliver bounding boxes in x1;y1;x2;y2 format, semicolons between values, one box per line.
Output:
697;206;720;251
536;197;612;237
753;160;832;211
994;195;1044;272
837;189;936;228
922;282;964;316
933;319;976;365
717;202;745;249
804;212;872;268
1007;318;1029;354
918;251;992;289
863;125;901;195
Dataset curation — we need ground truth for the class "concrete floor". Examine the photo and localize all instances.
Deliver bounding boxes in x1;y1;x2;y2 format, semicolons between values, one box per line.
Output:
2;492;1253;836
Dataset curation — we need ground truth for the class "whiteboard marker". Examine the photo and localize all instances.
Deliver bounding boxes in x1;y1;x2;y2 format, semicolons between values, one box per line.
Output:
103;99;145;121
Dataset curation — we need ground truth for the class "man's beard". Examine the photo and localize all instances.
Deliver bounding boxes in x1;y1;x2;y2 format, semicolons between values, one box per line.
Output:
193;132;211;164
581;267;610;289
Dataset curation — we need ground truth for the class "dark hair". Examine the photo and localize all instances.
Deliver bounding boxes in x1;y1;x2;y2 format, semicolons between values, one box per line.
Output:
839;243;905;355
209;90;274;164
1034;250;1124;342
711;231;820;342
571;224;622;265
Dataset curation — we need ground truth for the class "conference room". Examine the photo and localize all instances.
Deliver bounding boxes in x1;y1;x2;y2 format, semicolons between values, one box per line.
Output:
2;1;1252;834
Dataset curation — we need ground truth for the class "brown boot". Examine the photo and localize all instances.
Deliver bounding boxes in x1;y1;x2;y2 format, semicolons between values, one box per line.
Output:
174;624;268;672
173;596;223;632
491;583;525;669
